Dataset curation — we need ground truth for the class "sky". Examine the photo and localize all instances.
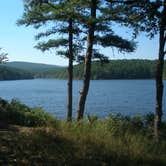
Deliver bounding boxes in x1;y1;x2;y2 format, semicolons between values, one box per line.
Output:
0;0;159;66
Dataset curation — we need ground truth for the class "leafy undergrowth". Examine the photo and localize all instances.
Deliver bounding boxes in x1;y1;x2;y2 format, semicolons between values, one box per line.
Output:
0;99;166;166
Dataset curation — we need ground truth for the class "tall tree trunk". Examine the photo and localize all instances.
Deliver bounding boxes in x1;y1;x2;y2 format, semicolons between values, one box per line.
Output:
154;1;166;141
67;18;73;121
77;0;97;120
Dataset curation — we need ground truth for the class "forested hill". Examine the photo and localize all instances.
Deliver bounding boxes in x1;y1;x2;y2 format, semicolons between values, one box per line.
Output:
1;61;62;78
0;66;33;80
2;61;61;71
48;60;166;80
1;60;166;80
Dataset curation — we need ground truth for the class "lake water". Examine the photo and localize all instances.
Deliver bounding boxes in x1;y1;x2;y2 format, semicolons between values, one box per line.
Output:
0;79;166;119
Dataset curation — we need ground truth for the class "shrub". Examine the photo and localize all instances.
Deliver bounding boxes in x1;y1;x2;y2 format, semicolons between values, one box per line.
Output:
0;99;59;127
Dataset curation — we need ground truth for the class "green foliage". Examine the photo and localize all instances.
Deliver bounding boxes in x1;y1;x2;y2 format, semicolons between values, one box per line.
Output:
18;0;86;60
95;34;136;53
121;0;164;38
1;61;60;71
2;60;166;80
59;114;166;166
87;114;98;125
104;113;152;136
0;61;61;77
0;66;33;80
46;60;166;80
0;99;59;127
35;39;69;52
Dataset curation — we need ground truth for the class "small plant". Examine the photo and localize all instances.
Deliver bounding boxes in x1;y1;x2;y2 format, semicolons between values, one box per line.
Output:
87;114;98;124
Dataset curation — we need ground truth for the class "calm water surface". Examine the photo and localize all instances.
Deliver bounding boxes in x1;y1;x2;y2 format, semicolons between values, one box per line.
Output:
0;79;166;119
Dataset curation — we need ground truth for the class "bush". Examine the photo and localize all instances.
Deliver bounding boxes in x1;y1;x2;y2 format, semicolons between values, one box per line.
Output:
0;99;59;127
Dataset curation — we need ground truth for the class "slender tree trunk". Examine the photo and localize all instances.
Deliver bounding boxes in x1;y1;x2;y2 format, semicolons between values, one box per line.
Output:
77;0;97;120
67;18;73;121
154;1;166;141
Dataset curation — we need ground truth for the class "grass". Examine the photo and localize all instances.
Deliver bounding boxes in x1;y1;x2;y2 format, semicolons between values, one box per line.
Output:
0;99;166;166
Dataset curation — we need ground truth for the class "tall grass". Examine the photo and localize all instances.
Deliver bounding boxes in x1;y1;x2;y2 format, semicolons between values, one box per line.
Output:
0;99;166;165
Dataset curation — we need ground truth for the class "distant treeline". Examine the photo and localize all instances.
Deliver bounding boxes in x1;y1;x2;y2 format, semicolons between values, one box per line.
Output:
0;61;61;79
1;60;166;80
0;66;33;80
45;60;166;80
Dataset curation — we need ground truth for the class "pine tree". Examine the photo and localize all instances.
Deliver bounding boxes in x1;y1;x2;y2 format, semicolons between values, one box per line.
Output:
18;0;85;121
76;0;136;120
145;0;166;142
153;0;166;142
116;0;166;141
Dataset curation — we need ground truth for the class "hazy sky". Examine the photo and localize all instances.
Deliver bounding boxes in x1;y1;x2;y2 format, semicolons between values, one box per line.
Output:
0;0;159;66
